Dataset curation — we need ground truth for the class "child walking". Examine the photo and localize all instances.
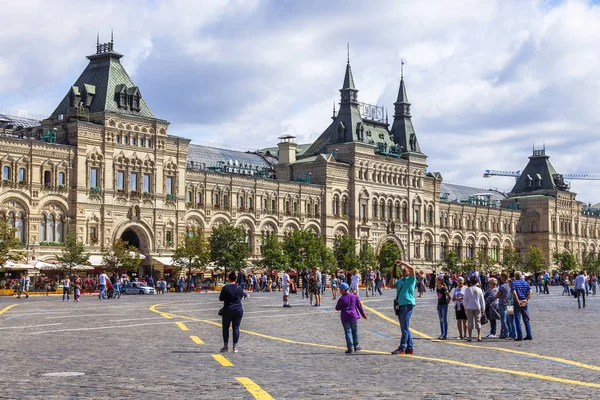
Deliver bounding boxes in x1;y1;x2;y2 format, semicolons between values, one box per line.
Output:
335;282;368;354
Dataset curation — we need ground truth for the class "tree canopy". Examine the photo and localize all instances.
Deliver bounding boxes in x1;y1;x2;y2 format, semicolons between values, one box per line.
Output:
500;247;522;273
359;242;378;273
282;229;324;272
260;233;288;273
442;249;461;275
102;239;142;276
0;220;24;266
55;233;89;274
377;241;402;275
209;224;249;277
523;246;547;273
334;236;359;272
552;250;577;272
172;228;210;291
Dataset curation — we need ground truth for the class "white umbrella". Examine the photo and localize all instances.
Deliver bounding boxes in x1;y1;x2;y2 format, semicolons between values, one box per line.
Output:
72;265;94;271
3;261;37;270
31;261;60;270
129;251;146;260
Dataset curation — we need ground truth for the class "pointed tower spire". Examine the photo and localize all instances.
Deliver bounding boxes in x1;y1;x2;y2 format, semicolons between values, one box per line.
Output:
340;45;358;105
97;31;100;46
111;29;114;43
391;61;422;154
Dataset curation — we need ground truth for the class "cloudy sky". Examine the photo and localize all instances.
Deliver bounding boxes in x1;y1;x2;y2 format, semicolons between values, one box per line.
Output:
2;0;600;202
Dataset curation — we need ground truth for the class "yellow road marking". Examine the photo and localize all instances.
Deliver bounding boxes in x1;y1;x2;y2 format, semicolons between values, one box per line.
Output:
149;303;600;389
362;304;432;339
363;304;600;373
236;377;274;400
176;322;189;331
212;354;234;367
0;304;19;316
190;335;204;344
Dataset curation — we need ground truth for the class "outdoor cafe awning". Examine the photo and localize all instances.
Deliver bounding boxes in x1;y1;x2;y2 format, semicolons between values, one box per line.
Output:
88;253;146;266
2;261;37;270
152;257;173;266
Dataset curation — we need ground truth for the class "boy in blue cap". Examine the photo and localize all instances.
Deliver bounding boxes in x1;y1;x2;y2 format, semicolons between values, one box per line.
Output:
335;282;368;353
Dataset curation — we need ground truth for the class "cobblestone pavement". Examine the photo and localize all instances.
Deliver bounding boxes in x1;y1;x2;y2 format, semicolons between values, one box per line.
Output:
1;287;600;399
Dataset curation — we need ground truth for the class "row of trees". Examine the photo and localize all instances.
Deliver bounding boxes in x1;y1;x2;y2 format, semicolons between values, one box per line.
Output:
441;245;598;275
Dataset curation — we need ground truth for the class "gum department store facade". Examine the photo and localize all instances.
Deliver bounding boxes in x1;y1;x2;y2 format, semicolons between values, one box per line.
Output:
1;40;599;276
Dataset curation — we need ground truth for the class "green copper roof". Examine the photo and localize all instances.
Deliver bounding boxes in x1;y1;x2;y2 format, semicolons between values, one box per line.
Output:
50;49;154;119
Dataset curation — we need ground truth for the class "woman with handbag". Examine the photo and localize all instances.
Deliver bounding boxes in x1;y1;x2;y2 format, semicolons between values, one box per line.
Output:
436;274;451;340
463;275;485;342
484;278;500;338
496;273;516;339
452;277;468;340
219;271;248;353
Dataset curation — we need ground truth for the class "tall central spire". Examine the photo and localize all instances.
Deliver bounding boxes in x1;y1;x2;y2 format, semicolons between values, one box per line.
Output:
340;46;358;105
391;62;421;154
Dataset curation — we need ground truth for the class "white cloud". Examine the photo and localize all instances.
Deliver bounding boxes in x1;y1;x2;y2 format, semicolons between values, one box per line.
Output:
2;0;600;202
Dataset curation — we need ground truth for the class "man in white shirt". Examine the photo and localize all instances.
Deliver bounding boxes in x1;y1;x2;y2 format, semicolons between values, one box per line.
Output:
574;271;586;308
98;272;109;300
282;269;292;308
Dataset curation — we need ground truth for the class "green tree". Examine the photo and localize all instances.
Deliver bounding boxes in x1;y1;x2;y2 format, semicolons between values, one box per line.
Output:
524;246;546;273
500;247;522;273
260;233;288;274
282;229;323;272
476;249;496;274
552;250;577;272
102;239;142;277
0;221;25;266
334;236;359;272
377;241;402;275
172;229;210;292
461;256;476;275
209;224;249;279
583;254;600;274
56;233;90;275
359;242;377;273
319;244;337;275
442;249;461;275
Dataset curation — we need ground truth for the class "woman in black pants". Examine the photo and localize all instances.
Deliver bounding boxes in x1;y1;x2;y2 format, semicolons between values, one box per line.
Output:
219;271;247;353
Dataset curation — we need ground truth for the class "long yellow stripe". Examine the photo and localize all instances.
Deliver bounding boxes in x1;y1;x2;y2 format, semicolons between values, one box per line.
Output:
362;304;432;339
190;335;204;344
363;304;600;372
0;304;19;316
212;354;233;367
175;322;189;331
149;303;600;389
236;377;274;400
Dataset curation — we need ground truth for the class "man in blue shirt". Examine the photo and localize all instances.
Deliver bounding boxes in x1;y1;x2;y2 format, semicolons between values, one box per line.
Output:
391;260;416;355
511;271;533;341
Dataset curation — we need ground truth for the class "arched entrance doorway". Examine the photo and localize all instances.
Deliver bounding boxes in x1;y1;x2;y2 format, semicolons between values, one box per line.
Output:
121;229;140;249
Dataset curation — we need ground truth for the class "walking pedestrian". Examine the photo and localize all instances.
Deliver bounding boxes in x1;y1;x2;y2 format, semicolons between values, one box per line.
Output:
321;272;327;295
98;271;109;299
309;267;321;306
219;271;248;353
417;271;426;297
436;274;451;340
391;260;417;355
463;276;485;342
574;271;586;309
374;269;383;296
591;274;597;296
74;276;81;302
484;278;500;338
452;277;468;340
16;273;25;298
350;269;360;294
335;282;368;354
62;275;71;302
365;268;374;297
282;269;292;308
331;274;339;300
23;273;30;298
300;268;309;299
512;271;533;341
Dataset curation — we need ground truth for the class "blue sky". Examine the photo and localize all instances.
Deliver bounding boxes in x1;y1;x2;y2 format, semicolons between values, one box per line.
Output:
2;0;600;202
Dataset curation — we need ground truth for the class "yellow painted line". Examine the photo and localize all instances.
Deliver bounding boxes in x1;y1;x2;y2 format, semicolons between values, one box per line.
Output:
362;304;432;339
149;303;600;389
212;354;234;367
0;304;19;316
190;335;204;344
175;322;189;331
365;304;600;373
236;377;274;400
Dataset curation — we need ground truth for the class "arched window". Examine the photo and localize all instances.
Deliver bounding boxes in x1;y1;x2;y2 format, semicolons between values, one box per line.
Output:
380;201;385;220
8;212;14;229
314;203;319;217
43;170;52;187
402;203;408;222
58;172;65;185
213;192;219;207
372;202;378;219
196;190;203;204
263;198;268;210
248;197;253;209
387;202;393;220
272;199;277;212
47;215;55;242
342;198;348;216
18;168;26;183
187;191;193;202
55;216;63;242
15;212;23;241
39;214;46;241
332;195;339;215
3;166;10;180
223;194;229;208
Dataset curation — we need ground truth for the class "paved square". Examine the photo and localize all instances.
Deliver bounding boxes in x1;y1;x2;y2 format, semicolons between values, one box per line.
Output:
1;288;599;399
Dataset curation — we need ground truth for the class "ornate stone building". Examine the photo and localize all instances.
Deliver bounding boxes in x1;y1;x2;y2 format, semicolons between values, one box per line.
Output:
0;40;597;275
